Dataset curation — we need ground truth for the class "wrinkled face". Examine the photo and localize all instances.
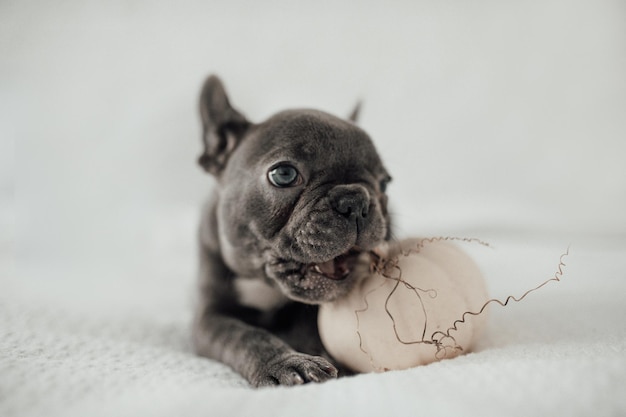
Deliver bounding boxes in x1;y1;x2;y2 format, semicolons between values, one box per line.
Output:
218;110;391;304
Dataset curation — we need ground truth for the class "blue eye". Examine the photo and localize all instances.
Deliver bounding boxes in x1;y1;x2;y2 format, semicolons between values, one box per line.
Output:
268;164;300;187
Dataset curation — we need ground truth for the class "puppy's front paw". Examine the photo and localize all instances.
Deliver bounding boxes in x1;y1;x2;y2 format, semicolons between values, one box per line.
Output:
254;353;338;387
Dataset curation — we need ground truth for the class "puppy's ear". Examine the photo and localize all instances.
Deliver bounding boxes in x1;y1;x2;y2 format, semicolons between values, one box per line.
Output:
198;75;251;176
348;101;362;123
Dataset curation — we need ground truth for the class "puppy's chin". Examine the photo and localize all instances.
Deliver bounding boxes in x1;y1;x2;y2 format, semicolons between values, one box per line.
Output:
265;249;372;304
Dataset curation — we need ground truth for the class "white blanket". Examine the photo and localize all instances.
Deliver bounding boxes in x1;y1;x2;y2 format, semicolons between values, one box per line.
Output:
2;238;625;417
1;1;625;416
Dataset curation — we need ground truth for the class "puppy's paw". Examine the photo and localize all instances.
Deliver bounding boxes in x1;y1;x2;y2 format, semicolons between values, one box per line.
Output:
254;353;338;387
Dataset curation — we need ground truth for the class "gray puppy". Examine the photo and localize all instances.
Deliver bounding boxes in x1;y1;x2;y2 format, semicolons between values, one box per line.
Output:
192;75;392;387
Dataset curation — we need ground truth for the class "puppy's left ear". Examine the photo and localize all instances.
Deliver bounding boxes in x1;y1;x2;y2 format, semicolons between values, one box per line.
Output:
198;75;251;176
348;101;362;123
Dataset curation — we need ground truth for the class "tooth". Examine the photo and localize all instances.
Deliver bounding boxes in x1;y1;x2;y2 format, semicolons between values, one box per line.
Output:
314;265;322;274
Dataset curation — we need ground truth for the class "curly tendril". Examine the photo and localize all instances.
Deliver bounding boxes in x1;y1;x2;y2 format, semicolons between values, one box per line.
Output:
354;237;569;371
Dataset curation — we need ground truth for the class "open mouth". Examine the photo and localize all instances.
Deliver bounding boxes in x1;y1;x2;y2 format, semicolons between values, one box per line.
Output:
306;248;363;281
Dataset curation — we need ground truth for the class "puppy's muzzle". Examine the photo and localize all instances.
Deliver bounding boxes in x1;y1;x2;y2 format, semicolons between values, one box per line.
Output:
329;185;370;232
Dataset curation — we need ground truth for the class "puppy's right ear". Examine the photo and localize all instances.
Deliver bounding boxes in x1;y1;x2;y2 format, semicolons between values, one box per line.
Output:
348;100;362;123
198;75;251;176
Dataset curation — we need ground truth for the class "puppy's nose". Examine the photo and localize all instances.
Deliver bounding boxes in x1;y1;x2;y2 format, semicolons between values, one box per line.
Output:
329;185;370;231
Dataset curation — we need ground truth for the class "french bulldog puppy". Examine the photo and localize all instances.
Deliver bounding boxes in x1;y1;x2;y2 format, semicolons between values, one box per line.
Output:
192;75;392;387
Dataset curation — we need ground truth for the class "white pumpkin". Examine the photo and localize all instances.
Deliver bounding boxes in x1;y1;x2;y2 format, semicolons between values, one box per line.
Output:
318;238;489;373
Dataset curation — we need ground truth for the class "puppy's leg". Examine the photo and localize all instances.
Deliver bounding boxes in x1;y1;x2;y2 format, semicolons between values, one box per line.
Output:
194;310;338;387
193;250;338;387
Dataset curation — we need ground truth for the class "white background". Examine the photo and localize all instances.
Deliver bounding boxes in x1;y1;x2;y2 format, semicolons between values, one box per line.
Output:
2;0;625;270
